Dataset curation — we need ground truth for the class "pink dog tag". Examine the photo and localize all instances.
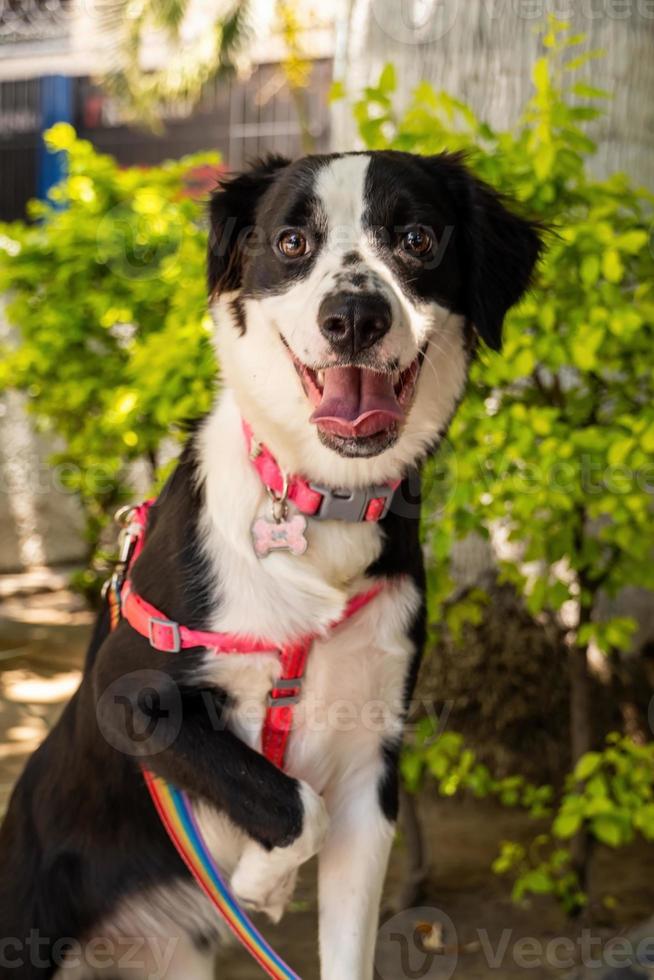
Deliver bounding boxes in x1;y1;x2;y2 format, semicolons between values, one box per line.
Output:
252;514;308;558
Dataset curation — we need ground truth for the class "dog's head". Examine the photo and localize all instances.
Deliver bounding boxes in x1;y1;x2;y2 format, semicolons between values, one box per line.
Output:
208;151;541;483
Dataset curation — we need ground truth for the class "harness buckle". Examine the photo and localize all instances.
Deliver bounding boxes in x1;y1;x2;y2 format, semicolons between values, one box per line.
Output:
267;676;303;708
148;616;181;653
309;483;396;522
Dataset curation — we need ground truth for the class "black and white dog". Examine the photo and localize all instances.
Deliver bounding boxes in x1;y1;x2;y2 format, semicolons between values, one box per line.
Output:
0;150;541;980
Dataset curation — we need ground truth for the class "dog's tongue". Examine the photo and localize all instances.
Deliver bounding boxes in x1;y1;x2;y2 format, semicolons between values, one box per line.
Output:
310;366;403;438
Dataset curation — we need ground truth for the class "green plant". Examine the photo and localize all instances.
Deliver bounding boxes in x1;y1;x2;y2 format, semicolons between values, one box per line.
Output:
0;124;218;584
402;722;553;815
343;17;654;643
494;734;654;913
338;17;654;912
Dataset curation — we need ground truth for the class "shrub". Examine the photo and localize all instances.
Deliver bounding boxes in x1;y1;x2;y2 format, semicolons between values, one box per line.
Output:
0;127;218;583
336;17;654;912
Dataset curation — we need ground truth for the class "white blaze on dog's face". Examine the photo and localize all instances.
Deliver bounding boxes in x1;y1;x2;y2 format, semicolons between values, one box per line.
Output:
208;151;540;484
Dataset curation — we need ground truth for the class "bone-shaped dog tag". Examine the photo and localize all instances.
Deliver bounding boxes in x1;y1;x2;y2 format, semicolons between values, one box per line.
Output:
251;514;308;558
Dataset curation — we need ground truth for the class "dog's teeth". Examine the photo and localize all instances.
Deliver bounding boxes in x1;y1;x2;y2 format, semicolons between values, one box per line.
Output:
393;370;401;385
317;370;325;386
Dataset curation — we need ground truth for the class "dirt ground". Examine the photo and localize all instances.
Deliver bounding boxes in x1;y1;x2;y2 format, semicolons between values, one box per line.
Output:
2;582;654;980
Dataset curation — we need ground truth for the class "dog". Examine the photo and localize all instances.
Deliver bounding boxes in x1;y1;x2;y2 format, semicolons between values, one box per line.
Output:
0;149;541;980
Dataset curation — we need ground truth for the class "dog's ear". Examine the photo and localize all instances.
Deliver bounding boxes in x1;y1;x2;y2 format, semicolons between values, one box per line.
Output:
434;154;543;351
207;155;291;297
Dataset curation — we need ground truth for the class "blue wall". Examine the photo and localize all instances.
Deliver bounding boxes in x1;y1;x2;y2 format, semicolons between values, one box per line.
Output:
37;74;73;201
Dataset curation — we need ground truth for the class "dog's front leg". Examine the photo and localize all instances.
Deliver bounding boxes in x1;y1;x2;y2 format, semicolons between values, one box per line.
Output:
318;772;396;980
94;644;328;867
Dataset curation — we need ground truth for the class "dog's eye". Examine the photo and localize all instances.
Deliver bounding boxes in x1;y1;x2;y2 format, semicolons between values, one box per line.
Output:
277;229;310;259
400;226;433;257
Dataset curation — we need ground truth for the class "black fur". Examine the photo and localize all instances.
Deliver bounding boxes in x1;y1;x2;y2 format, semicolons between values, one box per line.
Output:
371;473;427;822
207;154;291;296
0;443;304;978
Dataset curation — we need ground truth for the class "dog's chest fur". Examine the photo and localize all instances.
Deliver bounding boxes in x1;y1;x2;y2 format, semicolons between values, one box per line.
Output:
190;391;419;856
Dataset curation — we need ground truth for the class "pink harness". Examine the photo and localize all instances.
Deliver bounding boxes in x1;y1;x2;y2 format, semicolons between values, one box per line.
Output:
114;430;392;769
104;429;395;978
119;505;381;768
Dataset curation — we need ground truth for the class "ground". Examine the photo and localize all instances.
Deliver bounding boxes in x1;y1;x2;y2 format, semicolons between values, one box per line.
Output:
2;577;654;980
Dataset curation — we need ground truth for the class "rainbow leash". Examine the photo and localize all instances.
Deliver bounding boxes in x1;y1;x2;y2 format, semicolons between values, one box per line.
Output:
106;539;301;980
143;771;301;980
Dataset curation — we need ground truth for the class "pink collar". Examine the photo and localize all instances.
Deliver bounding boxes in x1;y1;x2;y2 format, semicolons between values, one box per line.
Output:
242;420;399;523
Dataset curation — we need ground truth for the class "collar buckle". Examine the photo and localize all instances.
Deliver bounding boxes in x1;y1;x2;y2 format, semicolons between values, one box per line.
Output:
308;482;395;522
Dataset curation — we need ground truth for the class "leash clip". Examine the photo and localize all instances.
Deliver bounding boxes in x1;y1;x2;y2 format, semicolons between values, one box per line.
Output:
105;504;143;610
114;504;136;527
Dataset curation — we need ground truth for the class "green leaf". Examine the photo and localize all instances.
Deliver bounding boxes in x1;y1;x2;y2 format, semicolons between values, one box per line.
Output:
615;230;648;254
534;144;555;181
591;815;628;848
580;254;600;286
532;57;550;93
514;868;555;899
377;63;397;94
328;80;346;103
571;83;609;100
574;752;602;781
602;248;624;283
553;811;582;839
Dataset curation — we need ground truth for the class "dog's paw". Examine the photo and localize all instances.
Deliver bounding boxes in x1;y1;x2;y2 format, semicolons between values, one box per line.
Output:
230;782;328;922
231;864;298;924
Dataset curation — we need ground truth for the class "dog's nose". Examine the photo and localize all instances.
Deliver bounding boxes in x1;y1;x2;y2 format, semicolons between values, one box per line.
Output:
318;292;392;356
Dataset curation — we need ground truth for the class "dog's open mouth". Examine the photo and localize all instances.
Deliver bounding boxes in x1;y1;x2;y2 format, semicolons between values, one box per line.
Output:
291;353;423;456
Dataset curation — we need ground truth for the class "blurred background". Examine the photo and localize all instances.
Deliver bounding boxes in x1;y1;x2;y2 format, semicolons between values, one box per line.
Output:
1;1;654;977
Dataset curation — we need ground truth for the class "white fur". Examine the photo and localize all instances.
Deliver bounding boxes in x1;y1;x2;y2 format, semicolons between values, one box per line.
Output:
54;882;217;979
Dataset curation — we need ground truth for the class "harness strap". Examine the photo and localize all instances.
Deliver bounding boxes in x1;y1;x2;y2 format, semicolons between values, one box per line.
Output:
121;582;282;655
121;555;382;768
